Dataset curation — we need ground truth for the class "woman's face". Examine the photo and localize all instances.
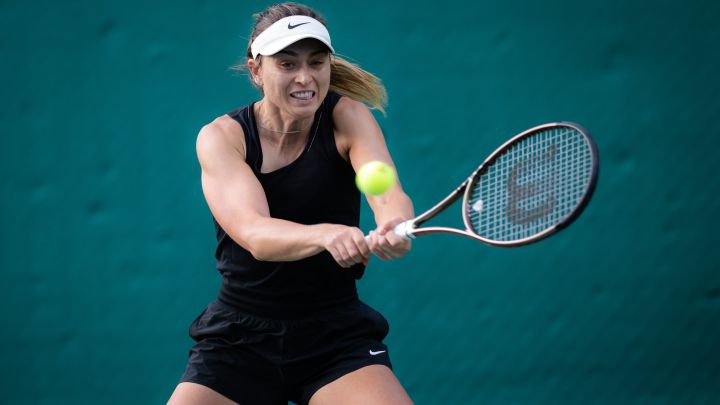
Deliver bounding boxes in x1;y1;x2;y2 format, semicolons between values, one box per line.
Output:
253;39;331;119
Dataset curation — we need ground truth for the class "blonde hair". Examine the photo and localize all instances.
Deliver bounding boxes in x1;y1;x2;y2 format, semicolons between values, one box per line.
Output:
235;2;388;114
329;56;387;114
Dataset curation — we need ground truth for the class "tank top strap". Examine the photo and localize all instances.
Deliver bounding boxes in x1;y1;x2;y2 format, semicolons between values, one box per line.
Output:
313;91;348;165
228;92;346;170
227;105;263;172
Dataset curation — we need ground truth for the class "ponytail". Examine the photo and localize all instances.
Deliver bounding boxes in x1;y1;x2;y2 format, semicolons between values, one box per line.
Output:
330;56;388;115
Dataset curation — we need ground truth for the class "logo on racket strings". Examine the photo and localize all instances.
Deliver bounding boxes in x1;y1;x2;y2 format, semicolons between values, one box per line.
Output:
506;144;557;225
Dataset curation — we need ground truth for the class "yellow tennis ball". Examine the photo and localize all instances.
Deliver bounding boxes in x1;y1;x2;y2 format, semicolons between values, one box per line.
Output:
356;161;396;196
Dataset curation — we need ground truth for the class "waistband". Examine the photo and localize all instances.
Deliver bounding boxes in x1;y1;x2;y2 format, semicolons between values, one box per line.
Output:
217;282;359;320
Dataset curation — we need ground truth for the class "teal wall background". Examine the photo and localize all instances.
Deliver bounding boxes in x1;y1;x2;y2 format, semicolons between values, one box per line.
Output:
2;0;719;403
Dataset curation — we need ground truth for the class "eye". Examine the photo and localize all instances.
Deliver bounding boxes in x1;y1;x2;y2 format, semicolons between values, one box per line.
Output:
311;58;328;67
279;61;295;69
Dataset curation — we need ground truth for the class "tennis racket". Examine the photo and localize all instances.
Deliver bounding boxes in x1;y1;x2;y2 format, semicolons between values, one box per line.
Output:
391;122;599;247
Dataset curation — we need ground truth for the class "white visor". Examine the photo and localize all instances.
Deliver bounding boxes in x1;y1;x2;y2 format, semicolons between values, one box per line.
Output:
250;16;334;59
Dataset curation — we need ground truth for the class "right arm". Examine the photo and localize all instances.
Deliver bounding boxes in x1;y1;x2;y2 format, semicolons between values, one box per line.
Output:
197;118;369;267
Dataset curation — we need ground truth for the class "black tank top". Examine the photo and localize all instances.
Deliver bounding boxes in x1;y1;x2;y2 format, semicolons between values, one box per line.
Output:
214;91;364;318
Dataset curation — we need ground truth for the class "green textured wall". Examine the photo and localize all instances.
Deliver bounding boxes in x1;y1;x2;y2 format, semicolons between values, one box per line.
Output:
2;0;719;403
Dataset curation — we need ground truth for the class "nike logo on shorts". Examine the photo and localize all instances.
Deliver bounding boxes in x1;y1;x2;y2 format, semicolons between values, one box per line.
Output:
369;349;386;355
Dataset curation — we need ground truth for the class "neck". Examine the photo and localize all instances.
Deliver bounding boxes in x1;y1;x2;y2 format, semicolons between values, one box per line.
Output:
254;101;314;152
256;100;313;130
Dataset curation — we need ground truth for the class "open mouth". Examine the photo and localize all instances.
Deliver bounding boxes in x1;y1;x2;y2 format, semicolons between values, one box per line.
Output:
290;91;315;100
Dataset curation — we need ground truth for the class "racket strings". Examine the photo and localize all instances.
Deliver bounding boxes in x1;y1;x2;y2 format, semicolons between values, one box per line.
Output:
467;126;594;242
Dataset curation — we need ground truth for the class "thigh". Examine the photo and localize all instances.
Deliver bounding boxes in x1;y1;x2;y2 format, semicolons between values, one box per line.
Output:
287;300;394;404
168;382;238;405
308;365;413;405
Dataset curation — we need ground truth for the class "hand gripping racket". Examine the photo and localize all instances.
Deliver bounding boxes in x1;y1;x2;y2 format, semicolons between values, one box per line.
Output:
392;122;599;247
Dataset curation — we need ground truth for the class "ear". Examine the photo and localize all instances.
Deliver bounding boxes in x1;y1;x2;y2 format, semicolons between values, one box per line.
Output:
247;58;263;86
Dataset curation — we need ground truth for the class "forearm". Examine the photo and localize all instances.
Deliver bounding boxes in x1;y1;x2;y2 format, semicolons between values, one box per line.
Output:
239;218;330;262
369;189;415;227
367;189;415;260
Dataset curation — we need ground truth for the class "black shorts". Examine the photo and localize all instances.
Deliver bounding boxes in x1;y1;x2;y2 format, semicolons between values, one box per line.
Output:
179;299;392;405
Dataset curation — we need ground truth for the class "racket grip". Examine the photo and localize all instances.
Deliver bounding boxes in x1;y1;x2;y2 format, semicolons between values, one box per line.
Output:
363;221;415;242
393;220;414;240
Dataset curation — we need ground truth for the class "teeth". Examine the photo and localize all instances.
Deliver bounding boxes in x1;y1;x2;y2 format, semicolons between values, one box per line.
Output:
291;91;313;100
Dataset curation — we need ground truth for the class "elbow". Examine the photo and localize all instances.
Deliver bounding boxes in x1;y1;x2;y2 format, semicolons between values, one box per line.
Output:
248;245;270;262
231;221;271;261
242;233;272;262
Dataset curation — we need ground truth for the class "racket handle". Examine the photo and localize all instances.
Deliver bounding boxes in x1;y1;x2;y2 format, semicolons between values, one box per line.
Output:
363;221;415;242
393;220;415;240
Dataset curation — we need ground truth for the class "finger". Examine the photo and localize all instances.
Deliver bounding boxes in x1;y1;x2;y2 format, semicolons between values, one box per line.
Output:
381;221;395;234
344;242;365;265
343;231;367;265
390;238;412;257
369;230;379;250
352;231;371;259
374;236;397;259
368;230;382;251
335;243;353;268
327;246;348;268
380;218;404;234
380;246;402;259
386;231;411;250
369;235;390;260
373;249;391;260
381;233;411;259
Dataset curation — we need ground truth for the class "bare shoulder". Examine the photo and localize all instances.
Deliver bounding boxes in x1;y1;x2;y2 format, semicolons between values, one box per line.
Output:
333;96;381;158
196;114;246;163
333;96;374;128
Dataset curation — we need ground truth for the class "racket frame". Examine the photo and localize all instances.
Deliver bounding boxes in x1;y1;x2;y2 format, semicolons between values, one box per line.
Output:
395;122;599;247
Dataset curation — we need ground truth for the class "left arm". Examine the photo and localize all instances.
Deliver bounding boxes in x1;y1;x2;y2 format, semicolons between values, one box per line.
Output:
334;97;414;260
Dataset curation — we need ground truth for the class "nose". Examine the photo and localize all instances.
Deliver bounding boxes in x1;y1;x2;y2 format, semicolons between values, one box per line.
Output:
295;65;312;85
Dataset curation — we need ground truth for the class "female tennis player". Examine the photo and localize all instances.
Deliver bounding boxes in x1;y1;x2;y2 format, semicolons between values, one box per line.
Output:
168;3;414;404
